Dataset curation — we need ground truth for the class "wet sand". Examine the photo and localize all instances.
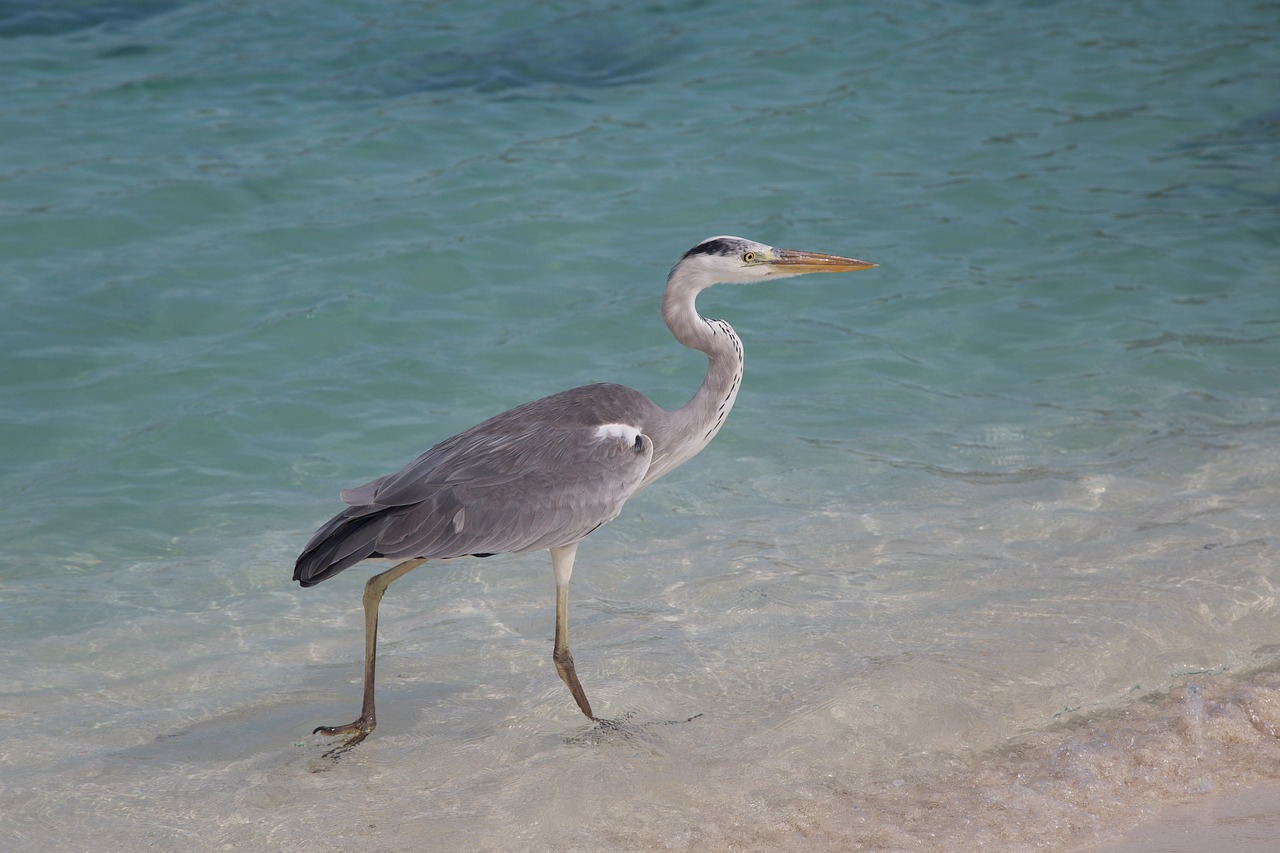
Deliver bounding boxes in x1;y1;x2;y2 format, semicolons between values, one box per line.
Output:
1085;784;1280;852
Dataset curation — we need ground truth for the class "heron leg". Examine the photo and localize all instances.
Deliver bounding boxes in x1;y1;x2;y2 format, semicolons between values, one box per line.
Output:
314;557;425;757
550;543;595;720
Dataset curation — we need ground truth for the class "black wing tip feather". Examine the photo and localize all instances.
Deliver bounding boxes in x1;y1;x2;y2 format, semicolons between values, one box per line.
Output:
293;511;384;587
293;549;348;587
292;557;328;587
294;546;383;587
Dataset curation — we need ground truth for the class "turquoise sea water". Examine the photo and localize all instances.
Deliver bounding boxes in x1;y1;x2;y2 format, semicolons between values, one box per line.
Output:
2;0;1278;849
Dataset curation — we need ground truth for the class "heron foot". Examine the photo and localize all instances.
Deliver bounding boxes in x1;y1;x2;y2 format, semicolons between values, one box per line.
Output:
313;717;374;759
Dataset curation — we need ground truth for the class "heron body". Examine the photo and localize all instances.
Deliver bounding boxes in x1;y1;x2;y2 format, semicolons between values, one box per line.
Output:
294;236;875;755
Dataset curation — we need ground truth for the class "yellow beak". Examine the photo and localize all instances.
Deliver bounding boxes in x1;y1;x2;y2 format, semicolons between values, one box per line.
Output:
770;248;877;273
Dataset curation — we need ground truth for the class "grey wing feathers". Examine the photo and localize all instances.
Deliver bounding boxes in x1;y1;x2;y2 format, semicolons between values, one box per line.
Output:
294;384;659;587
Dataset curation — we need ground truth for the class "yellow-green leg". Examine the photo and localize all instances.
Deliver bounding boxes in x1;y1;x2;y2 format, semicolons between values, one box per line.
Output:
550;543;595;720
314;557;425;757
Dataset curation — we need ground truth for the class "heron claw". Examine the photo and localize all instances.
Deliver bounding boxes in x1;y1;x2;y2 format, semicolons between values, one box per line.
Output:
313;717;374;759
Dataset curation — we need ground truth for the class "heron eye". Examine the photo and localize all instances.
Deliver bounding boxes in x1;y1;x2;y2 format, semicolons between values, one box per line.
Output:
742;252;756;263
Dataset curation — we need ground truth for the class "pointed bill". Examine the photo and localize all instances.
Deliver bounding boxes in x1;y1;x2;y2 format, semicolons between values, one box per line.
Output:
770;249;877;273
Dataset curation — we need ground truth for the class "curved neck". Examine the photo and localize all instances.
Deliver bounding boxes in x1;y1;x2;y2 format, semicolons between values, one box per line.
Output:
643;272;745;485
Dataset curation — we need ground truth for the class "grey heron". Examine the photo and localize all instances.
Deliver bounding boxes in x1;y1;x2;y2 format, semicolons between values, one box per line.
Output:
294;236;875;755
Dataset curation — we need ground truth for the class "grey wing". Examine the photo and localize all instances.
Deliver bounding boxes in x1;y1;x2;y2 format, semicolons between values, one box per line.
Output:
294;419;654;586
342;383;661;513
373;422;654;559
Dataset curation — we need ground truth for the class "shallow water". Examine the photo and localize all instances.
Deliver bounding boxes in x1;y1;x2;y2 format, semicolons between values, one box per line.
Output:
2;0;1278;850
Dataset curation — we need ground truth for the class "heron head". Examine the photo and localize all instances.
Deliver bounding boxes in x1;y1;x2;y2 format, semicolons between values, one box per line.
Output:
671;235;875;288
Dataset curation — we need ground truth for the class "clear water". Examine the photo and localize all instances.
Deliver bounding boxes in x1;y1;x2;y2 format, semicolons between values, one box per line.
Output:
2;0;1278;850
